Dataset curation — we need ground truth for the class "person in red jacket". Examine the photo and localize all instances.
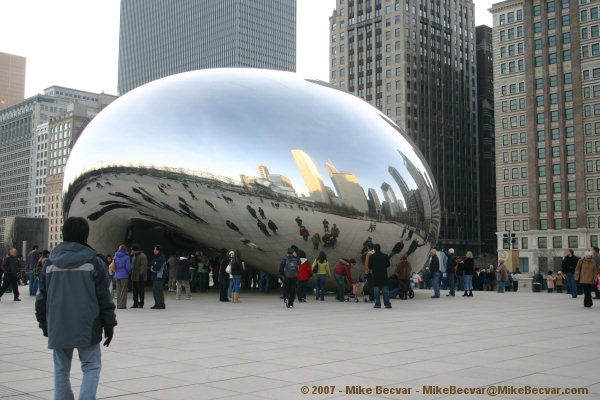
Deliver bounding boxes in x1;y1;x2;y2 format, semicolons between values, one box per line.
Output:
297;257;312;302
333;258;356;301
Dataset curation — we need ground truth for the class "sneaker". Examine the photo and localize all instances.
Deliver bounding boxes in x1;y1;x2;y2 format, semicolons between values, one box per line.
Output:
289;304;294;308
385;305;392;309
373;305;381;308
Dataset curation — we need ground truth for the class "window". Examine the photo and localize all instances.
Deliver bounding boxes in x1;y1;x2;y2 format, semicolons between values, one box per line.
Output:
590;217;597;228
540;183;547;194
563;31;571;43
548;18;556;30
566;144;575;156
554;200;562;211
522;238;529;249
539;201;548;213
512;168;519;179
565;72;572;84
551;128;560;140
534;5;541;16
522;184;528;196
548;35;557;47
562;15;570;26
505;204;511;214
520;132;527;143
538;237;548;249
534;22;542;33
523;202;529;213
552;146;560;157
536;78;544;89
513;185;520;196
589;198;596;210
535;56;543;67
523;220;529;231
569;199;577;211
539;166;547;177
522;167;528;178
550;93;558;104
504;169;509;180
540;219;548;230
504;186;510;197
563;50;571;61
553;164;561;175
554;182;562;193
565;90;574;102
553;236;563;248
538;148;546;159
548;1;555;12
569;218;578;229
568;236;579;248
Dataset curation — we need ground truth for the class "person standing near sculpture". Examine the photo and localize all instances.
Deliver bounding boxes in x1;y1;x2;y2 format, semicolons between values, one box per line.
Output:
0;249;20;301
429;250;441;298
167;253;178;292
496;260;509;293
395;254;412;300
130;244;148;308
445;249;457;297
27;245;41;296
462;251;474;297
575;251;597;308
369;244;392;308
561;249;580;298
150;245;167;309
312;251;331;301
113;245;131;309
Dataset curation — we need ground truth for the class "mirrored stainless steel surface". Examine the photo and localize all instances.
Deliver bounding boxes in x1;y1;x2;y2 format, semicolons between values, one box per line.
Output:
63;68;440;283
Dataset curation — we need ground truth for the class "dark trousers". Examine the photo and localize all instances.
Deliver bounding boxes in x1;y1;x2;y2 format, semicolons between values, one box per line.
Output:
297;279;308;300
132;281;145;306
366;273;374;300
152;281;165;307
285;278;297;305
582;283;594;308
0;274;19;300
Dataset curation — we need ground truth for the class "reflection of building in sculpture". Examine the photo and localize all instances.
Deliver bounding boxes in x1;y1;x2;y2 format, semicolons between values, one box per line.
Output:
258;165;270;179
242;165;297;197
380;182;400;217
400;153;440;235
324;163;368;213
291;149;330;204
367;188;381;215
388;166;418;215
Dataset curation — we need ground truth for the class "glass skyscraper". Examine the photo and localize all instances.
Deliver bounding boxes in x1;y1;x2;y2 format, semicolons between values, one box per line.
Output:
118;0;297;94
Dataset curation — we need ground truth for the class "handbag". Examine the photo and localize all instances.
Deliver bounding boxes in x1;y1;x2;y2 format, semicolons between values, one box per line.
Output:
225;263;232;274
109;260;117;272
312;261;318;274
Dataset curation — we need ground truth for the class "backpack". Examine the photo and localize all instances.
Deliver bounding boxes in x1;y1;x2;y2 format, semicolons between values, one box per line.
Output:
284;257;299;279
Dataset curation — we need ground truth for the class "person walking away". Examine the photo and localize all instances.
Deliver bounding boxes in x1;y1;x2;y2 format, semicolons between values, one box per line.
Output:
197;250;210;292
369;244;392;308
496;260;508;293
175;254;192;300
150;245;167;309
130;244;147;308
312;251;331;301
462;251;475;297
0;249;20;301
167;253;178;292
546;271;555;293
555;271;564;293
297;257;312;302
575;251;598;307
35;217;117;400
445;249;457;297
333;258;355;302
429;250;441;298
27;245;41;296
230;250;245;303
395;254;411;300
113;245;131;309
280;248;299;308
218;249;230;302
561;249;580;298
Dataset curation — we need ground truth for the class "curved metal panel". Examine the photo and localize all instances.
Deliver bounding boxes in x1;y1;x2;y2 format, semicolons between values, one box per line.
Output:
63;68;440;282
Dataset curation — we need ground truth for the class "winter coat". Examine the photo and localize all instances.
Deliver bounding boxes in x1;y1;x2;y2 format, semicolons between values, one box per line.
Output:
175;258;192;281
312;260;331;276
546;275;555;289
230;260;244;276
463;258;474;275
446;254;457;274
395;260;412;280
130;252;148;282
218;254;230;285
2;255;19;276
369;251;390;286
555;274;564;286
298;261;312;281
562;255;580;274
364;250;374;274
575;258;598;284
113;249;131;279
429;255;440;274
333;261;353;284
151;253;167;281
197;255;210;273
496;264;508;282
35;242;117;349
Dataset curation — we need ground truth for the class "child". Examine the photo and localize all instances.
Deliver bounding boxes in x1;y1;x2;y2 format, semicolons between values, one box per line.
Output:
296;257;312;302
555;271;564;293
546;271;555;293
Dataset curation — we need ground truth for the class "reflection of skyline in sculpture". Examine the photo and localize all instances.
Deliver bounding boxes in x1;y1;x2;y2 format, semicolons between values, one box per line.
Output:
388;166;419;216
324;162;369;213
367;188;381;215
242;165;297;197
380;182;400;217
291;149;330;204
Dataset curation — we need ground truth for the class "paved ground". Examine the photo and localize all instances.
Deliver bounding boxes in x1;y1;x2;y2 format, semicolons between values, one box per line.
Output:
0;287;599;400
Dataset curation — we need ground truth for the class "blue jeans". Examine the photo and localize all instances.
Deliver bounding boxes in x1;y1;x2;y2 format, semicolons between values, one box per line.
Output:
566;273;577;298
463;275;473;291
231;275;242;293
198;272;209;292
373;285;391;307
259;271;271;293
432;272;441;297
334;273;345;301
189;269;198;292
29;271;38;296
447;273;455;296
315;274;327;299
498;280;505;293
54;344;101;400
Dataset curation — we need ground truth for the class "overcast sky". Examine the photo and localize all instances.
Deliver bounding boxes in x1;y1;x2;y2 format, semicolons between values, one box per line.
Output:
1;0;494;98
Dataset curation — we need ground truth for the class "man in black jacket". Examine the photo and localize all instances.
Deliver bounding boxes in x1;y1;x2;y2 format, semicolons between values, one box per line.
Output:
368;244;392;308
0;249;20;301
430;250;441;298
562;249;580;298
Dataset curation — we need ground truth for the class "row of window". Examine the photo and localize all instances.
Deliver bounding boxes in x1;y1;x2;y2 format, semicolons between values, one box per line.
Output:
581;6;600;21
582;43;600;57
582;24;600;39
502;149;527;163
536;108;575;124
500;42;524;58
534;50;572;66
499;9;523;25
533;0;571;16
539;199;579;213
536;91;575;106
538;163;577;177
504;202;529;215
503;167;528;180
499;25;523;41
535;235;579;250
533;15;571;33
537;145;575;159
502;132;527;146
503;184;528;198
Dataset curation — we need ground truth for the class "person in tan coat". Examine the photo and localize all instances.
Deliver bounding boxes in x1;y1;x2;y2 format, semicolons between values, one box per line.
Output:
575;251;598;308
395;255;412;300
555;271;564;293
130;244;148;308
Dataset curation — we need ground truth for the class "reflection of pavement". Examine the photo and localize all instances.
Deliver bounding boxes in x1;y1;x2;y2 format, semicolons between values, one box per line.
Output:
68;172;431;288
4;291;598;399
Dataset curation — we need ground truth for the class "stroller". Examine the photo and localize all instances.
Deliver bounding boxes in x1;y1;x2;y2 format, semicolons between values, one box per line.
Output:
351;278;367;302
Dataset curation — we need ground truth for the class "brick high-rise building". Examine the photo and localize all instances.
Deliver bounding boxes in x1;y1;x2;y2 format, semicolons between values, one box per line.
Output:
0;52;26;109
491;0;600;272
329;0;480;254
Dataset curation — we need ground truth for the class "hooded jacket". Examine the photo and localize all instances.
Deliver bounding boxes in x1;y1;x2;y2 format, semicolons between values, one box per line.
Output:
369;251;390;286
575;258;597;284
35;242;117;349
113;249;131;279
298;259;312;281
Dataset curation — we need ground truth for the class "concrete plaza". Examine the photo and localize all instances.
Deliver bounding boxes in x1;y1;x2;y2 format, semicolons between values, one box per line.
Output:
0;288;599;400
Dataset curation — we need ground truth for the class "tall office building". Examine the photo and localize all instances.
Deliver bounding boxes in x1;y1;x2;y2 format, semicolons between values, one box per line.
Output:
476;25;497;254
329;0;480;254
118;0;297;94
0;52;26;109
491;0;600;272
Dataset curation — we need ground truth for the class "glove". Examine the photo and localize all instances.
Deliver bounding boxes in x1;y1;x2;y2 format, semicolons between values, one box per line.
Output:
103;325;114;347
42;326;48;337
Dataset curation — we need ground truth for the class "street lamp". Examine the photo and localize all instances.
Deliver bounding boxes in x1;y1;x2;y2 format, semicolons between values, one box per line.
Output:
503;231;517;249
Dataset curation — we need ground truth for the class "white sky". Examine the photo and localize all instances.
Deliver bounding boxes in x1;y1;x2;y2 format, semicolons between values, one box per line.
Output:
1;0;494;98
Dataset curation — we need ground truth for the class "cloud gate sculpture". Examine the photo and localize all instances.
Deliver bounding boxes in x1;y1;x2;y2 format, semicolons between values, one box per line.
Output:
63;69;440;284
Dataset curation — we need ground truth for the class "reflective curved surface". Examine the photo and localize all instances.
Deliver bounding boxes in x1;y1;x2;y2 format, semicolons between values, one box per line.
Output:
63;68;440;285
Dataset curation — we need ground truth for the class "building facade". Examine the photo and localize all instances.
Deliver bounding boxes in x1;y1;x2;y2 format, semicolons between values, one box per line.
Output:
476;25;497;255
33;122;49;218
117;0;297;94
491;0;600;272
0;52;26;109
329;0;480;254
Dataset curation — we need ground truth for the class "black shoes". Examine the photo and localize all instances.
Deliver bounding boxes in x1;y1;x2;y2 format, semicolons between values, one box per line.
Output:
131;305;138;308
14;298;21;301
151;305;165;309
